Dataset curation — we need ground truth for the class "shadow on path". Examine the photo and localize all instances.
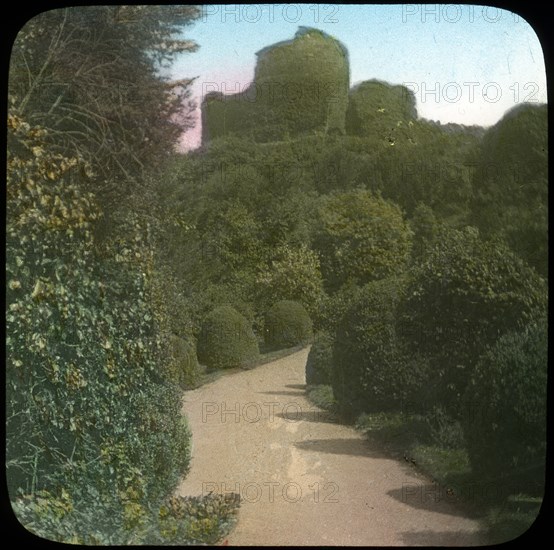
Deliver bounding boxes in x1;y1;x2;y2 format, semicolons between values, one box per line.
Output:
284;384;306;390
386;484;485;519
258;390;306;396
274;410;338;425
398;529;485;546
295;438;396;459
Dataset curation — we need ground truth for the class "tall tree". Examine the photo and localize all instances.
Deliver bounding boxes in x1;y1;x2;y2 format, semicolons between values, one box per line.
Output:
9;6;200;202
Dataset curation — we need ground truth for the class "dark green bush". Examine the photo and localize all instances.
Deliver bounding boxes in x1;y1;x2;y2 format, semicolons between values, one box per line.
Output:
331;277;425;422
197;306;259;369
305;332;334;386
314;189;412;292
462;318;547;489
397;226;547;415
164;335;201;389
264;300;313;350
313;283;364;334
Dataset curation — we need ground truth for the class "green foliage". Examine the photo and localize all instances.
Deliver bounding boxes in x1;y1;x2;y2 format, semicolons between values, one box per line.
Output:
314;189;412;291
462;318;547;487
6;116;193;541
470;104;548;277
9;6;200;186
197;199;265;272
305;332;334;386
345;80;417;139
164;335;201;389
203;27;349;142
331;277;424;421
264;300;313;350
11;491;240;545
256;243;324;318
313;283;364;334
423;406;466;450
306;384;337;413
197;306;259;369
409;202;440;260
398;226;547;414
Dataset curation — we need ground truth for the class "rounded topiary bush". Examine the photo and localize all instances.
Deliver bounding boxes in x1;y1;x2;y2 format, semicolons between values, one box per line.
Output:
264;300;313;350
306;332;333;386
462;318;547;490
197;306;259;369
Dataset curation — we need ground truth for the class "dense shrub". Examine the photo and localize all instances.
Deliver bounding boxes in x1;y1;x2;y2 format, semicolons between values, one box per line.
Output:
6;116;191;520
305;332;334;386
314;189;412;291
331;277;425;422
313;283;364;334
462;319;547;489
255;243;324;318
397;226;547;414
263;300;313;350
164;335;201;389
197;306;259;369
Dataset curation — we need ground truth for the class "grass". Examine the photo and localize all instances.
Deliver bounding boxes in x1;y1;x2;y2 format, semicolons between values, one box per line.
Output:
306;384;337;414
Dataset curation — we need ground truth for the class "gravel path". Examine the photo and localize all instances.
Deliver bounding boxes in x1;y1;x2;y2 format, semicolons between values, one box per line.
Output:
176;347;483;546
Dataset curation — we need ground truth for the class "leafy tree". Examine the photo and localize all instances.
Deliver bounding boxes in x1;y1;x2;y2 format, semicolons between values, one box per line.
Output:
331;277;423;421
6;6;221;543
6;114;191;531
469;104;547;277
255;243;324;318
196;200;265;274
314;189;412;291
263;300;313;350
9;6;200;188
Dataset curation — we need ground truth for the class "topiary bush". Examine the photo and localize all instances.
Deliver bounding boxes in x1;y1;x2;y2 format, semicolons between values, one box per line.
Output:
197;306;259;369
263;300;313;350
331;277;422;422
462;318;547;490
305;332;334;386
397;225;547;416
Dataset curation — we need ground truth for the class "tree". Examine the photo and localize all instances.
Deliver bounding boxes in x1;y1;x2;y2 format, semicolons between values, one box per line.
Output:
9;6;200;204
331;277;421;421
314;189;412;291
469;104;547;277
255;243;324;318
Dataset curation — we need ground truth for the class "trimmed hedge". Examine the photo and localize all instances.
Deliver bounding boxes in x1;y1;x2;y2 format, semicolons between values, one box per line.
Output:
197;306;259;369
305;332;334;386
462;318;547;489
264;300;313;350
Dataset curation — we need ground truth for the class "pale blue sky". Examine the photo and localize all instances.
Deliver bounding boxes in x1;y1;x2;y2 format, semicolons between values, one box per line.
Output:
171;4;547;149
